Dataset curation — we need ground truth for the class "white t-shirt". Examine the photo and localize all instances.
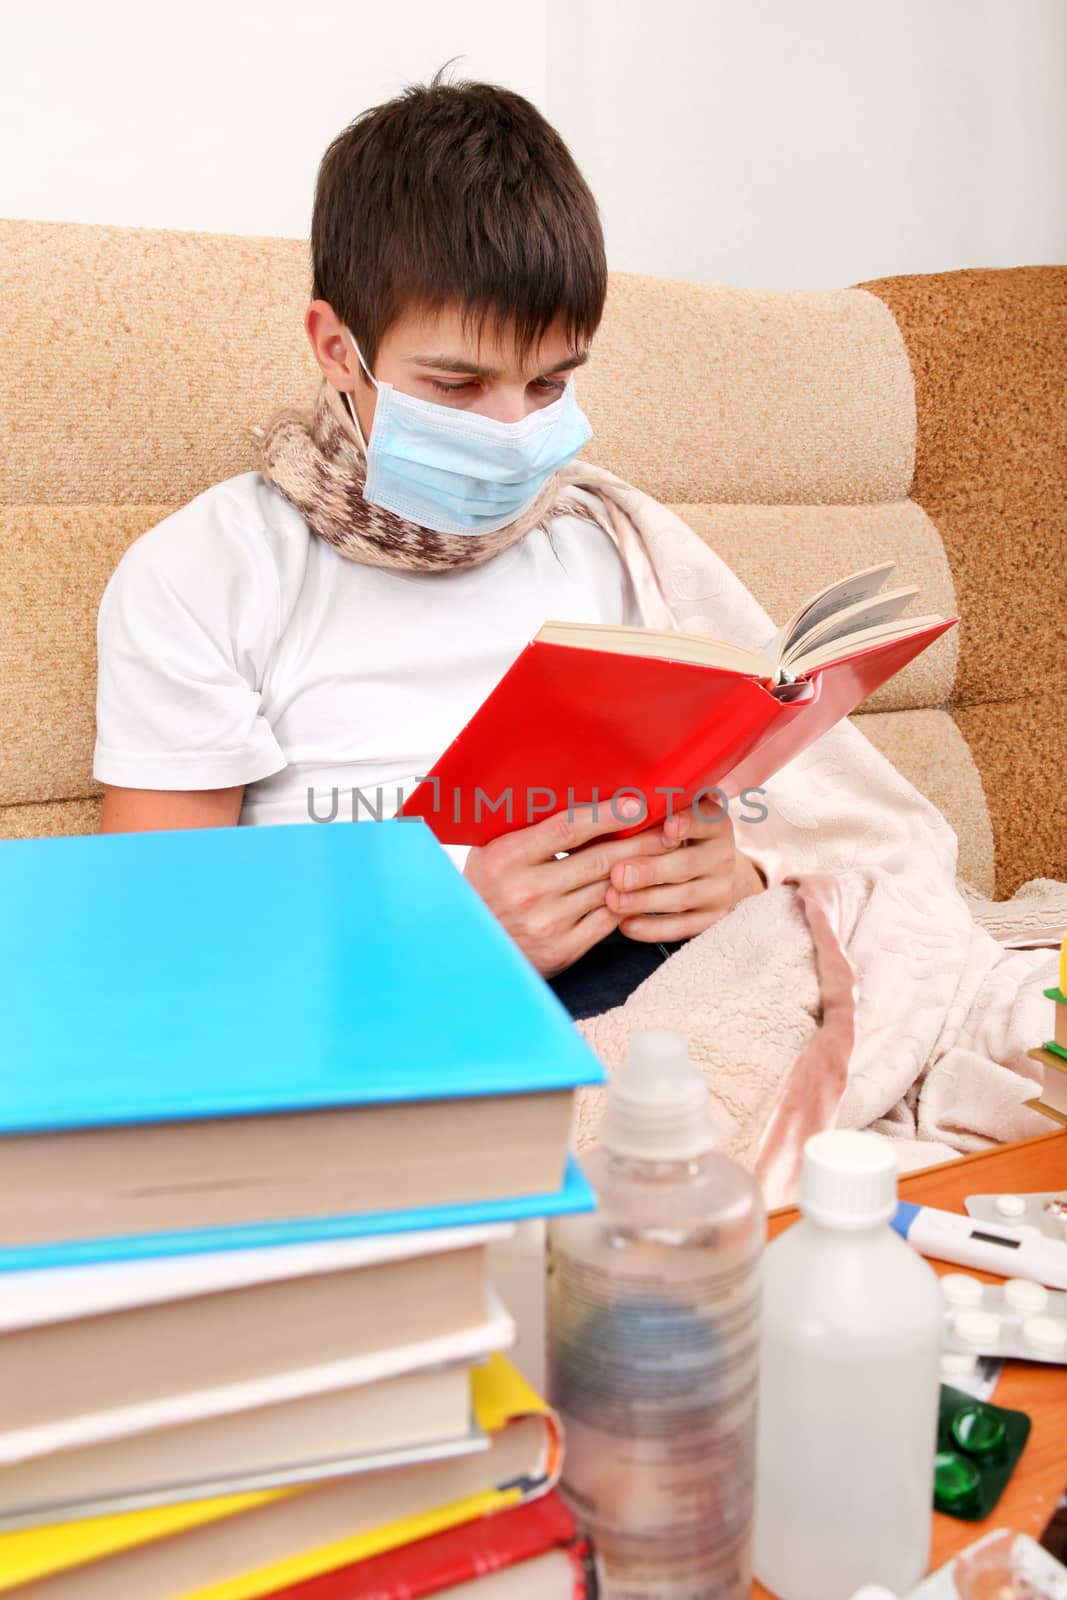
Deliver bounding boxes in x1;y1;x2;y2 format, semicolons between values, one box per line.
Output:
93;471;644;868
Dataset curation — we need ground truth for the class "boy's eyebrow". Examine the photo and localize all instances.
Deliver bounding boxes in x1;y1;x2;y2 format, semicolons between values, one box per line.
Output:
403;348;590;380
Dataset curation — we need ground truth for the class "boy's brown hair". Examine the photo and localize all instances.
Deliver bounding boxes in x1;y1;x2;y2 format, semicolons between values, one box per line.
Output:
310;60;607;371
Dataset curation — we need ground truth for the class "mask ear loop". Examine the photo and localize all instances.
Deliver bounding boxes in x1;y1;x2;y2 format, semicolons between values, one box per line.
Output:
342;327;376;453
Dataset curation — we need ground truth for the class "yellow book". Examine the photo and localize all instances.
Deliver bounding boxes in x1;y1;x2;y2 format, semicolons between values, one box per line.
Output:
1026;1044;1067;1127
0;1355;560;1600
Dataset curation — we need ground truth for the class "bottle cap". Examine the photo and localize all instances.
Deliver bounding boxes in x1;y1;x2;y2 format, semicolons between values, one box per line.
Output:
797;1130;898;1229
600;1030;719;1161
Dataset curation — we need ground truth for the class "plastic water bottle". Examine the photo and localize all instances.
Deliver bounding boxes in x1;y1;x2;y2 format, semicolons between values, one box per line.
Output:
753;1130;944;1600
546;1030;764;1599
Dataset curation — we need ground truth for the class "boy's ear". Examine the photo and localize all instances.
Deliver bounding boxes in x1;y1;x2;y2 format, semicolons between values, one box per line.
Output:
305;300;359;389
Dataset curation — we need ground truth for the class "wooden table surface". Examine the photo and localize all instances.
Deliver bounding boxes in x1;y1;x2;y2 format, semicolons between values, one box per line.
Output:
752;1129;1067;1597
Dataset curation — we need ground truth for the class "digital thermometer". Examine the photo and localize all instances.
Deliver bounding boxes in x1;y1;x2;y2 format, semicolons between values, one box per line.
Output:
892;1201;1067;1290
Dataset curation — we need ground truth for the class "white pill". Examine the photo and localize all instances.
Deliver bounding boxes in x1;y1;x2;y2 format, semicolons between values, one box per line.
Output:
942;1272;984;1307
994;1193;1027;1219
940;1351;978;1378
1022;1315;1067;1356
1004;1277;1047;1314
953;1309;1000;1349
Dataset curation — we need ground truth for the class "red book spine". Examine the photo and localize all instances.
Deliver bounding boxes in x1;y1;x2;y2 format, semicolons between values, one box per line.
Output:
262;1491;595;1599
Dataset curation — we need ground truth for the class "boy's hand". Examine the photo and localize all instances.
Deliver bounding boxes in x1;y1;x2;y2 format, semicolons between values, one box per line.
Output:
463;797;676;978
604;802;766;943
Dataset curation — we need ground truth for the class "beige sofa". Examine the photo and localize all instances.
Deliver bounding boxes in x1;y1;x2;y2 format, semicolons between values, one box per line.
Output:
1;219;1064;899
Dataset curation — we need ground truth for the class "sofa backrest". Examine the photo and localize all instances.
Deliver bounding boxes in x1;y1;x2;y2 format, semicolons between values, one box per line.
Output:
861;266;1066;899
2;219;1063;894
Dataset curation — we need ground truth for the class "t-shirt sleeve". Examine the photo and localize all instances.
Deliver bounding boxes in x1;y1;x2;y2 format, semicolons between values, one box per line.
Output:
93;490;289;791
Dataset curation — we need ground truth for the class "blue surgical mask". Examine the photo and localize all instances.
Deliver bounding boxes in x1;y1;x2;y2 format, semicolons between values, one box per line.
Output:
342;329;593;535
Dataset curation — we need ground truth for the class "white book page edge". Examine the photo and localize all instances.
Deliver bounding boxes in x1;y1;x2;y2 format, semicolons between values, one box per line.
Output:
0;1223;516;1333
0;1293;516;1465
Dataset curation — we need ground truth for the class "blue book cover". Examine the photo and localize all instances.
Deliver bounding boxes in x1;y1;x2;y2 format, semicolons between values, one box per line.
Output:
0;819;605;1133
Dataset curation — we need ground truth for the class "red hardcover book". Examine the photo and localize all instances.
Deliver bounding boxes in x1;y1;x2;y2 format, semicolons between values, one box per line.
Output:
400;607;957;846
260;1491;595;1598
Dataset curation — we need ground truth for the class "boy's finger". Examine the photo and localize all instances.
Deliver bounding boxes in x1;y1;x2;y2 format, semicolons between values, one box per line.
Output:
619;908;721;943
560;877;615;921
512;797;648;864
661;801;732;847
608;878;708;918
553;904;620;970
553;823;681;893
609;843;708;894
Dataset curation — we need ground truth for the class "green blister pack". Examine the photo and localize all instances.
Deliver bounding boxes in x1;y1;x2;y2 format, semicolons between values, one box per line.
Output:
933;1383;1032;1520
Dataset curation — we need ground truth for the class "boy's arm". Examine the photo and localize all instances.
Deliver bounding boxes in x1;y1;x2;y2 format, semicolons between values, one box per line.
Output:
98;784;245;834
92;496;287;819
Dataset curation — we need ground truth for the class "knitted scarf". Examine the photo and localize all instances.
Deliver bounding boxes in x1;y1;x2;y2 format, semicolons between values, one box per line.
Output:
253;377;605;573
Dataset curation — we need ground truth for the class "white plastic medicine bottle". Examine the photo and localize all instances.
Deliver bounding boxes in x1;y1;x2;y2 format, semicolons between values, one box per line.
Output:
753;1129;943;1600
546;1029;765;1600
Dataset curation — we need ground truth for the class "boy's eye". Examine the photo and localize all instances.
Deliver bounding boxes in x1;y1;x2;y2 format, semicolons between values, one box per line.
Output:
427;376;567;396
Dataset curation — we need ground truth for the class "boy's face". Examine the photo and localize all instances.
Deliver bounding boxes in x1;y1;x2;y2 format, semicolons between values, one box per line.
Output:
308;299;590;446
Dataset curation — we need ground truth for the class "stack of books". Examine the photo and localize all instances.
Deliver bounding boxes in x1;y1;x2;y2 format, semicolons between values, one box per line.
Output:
0;820;605;1598
1027;935;1067;1128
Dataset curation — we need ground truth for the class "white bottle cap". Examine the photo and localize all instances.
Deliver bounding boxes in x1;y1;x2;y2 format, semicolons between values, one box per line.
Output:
797;1130;898;1229
600;1030;719;1161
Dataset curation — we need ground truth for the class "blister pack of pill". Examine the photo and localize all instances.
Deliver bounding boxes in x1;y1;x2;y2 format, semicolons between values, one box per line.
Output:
937;1350;1002;1400
847;1530;1067;1598
906;1528;1067;1598
940;1272;1067;1363
966;1190;1067;1240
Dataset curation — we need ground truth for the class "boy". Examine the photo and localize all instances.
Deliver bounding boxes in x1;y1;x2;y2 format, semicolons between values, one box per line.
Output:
92;67;772;1019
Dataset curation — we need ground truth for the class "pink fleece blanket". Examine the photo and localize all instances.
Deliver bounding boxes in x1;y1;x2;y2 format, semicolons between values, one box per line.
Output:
550;461;1065;1205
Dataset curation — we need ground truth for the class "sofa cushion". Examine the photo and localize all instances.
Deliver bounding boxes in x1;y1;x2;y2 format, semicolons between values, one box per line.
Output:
0;220;318;508
862;267;1067;892
0;505;171;808
579;274;915;504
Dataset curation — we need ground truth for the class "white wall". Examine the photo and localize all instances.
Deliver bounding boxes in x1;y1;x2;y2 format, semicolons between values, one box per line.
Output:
2;0;1064;288
0;0;546;239
547;0;1067;288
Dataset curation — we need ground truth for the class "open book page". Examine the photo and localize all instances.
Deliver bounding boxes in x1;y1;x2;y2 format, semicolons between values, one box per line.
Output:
537;562;944;685
535;621;772;678
782;585;919;665
760;561;897;663
788;613;947;674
